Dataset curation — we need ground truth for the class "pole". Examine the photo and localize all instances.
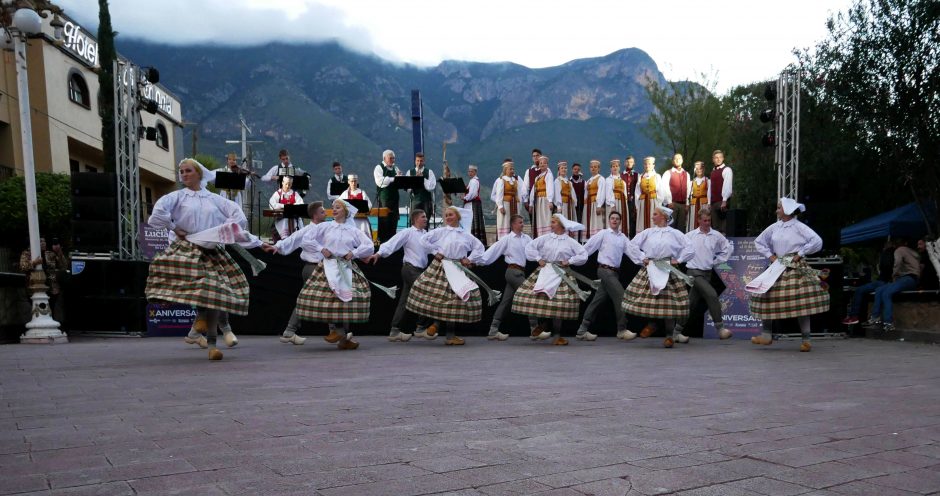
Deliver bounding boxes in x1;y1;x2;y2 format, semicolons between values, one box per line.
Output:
14;35;66;343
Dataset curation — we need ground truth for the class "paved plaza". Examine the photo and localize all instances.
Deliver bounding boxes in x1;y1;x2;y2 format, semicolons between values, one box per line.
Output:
1;336;939;496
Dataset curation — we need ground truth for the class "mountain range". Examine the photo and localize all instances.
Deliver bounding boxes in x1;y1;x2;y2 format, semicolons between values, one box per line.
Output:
118;40;667;196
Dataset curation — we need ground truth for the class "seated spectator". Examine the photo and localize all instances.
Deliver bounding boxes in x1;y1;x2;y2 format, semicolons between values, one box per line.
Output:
863;238;921;331
917;237;938;291
842;238;894;325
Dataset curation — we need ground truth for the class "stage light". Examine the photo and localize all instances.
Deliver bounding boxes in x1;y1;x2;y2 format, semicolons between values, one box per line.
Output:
139;98;158;114
760;108;775;123
145;127;157;141
145;67;160;84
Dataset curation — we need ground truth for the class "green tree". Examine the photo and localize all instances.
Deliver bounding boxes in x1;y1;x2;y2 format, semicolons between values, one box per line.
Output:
644;73;730;167
0;174;72;248
98;0;117;173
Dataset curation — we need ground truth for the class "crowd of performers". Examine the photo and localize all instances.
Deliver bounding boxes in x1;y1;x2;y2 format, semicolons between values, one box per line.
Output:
145;152;830;360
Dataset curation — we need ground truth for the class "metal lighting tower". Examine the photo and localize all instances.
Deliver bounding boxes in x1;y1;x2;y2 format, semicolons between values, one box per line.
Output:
775;67;801;200
114;60;141;260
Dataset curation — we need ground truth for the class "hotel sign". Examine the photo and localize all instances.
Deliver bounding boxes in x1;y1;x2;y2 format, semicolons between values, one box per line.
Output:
62;20;98;67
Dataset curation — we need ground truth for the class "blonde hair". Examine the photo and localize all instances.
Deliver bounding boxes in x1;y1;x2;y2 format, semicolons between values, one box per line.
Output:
178;158;203;179
501;161;514;176
332;199;349;216
445;205;462;221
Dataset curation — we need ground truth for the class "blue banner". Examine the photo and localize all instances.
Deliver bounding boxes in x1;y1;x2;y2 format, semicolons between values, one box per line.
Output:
704;237;767;339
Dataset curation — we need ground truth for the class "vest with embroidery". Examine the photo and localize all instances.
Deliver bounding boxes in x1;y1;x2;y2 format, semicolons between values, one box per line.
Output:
560;179;572;204
691;178;709;206
640;174;658;200
710;165;729;203
668;168;689;204
587;176;601;204
534;174;548;199
502;178;517;202
612;177;626;200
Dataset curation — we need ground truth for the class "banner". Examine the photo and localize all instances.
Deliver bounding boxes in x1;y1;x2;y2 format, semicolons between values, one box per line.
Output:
703;237;766;339
139;222;169;261
146;303;196;337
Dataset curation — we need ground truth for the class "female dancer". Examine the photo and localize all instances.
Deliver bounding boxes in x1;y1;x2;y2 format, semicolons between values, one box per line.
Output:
146;158;270;360
623;206;694;348
747;198;829;352
406;206;487;345
511;214;589;345
295;199;374;350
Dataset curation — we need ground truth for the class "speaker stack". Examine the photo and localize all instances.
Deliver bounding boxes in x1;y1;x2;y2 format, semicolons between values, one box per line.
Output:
71;172;117;253
65;258;149;335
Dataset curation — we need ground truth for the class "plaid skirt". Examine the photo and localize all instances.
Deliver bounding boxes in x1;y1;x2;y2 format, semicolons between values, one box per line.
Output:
749;265;830;319
296;263;371;322
511;268;581;320
406;259;482;323
145;240;250;315
622;267;690;319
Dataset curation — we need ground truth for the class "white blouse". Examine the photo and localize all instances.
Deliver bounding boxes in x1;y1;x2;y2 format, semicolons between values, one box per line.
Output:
301;220;374;260
525;233;588;265
421;226;485;262
631;226;693;264
149;188;247;238
754;218;823;258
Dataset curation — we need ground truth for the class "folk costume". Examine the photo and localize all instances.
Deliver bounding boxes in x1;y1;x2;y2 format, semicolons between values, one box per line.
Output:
326;171;348;201
462;170;488;247
376;224;436;341
688;176;710;232
673;224;733;341
621;165;639;237
570;171;586;241
526;168;555;238
407;163;437;217
622;207;695;348
146;159;261;360
268;183;304;240
554;173;577;236
406;207;488;345
662;165;692;233
583;171;607;240
511;215;589;345
295;200;375;350
635;170;665;233
605;167;630;220
339;177;374;240
746;198;828;352
491;173;523;240
373;156;401;242
572;227;643;341
709;163;733;234
478;229;538;340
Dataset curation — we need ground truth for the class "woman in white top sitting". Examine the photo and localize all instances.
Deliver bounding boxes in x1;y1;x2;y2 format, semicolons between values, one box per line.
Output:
339;174;374;240
269;175;304;240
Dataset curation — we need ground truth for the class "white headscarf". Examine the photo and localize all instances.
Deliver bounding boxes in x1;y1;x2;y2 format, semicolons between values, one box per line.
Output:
334;199;358;225
780;197;806;215
178;158;215;189
656;205;675;226
551;213;585;232
447;206;473;230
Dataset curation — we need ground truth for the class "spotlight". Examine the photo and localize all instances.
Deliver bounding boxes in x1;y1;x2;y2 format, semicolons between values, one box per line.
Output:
759;109;776;123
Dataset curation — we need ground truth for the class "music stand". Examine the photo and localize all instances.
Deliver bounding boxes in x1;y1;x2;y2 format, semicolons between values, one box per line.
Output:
283;204;309;219
392;176;424;191
291;174;310;192
330;181;348;197
345;199;370;215
438;178;467;195
214;172;247;190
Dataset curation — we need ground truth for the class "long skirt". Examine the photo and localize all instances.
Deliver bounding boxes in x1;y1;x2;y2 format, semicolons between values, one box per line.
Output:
622;267;690;319
636;196;658;233
467;199;487;247
146;240;250;315
749;265;830;320
688;197;708;232
295;263;371;322
495;200;518;240
583;202;606;240
406;259;483;323
511;268;581;320
531;197;552;238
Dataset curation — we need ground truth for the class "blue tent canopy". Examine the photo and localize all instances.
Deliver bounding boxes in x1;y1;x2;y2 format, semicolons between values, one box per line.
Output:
840;202;936;245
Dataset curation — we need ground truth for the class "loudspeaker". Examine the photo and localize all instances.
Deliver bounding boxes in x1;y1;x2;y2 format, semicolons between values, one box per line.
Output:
71;173;117;252
65;259;149;334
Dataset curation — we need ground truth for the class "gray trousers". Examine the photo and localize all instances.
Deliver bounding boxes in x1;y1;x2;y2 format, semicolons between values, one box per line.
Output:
284;262;318;335
489;268;535;334
677;268;723;331
391;263;432;333
709;201;727;234
671;203;689;232
579;267;626;333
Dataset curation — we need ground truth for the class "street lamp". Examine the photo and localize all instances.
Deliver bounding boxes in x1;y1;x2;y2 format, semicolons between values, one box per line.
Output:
1;0;68;343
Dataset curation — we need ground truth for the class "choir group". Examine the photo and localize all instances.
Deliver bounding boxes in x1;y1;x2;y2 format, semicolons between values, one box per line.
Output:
144;148;830;360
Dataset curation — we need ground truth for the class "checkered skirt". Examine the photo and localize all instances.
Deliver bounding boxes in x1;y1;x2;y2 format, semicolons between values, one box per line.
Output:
145;240;250;315
406;259;482;323
622;267;690;319
295;263;371;323
748;264;830;319
511;268;581;320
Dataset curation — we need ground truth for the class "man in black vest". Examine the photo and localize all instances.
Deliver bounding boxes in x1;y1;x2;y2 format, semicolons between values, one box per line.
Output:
373;150;401;242
326;161;347;201
407;152;436;218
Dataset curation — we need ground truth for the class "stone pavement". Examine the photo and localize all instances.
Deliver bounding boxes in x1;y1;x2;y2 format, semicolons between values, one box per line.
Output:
1;336;940;496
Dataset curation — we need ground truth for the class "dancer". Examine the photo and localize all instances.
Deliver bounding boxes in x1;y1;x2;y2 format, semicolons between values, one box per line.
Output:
406;206;488;345
747;198;829;352
673;208;734;341
511;214;589;345
477;214;542;341
491;160;524;240
369;209;437;341
572;211;641;341
273;202;328;345
146;158;270;360
583;160;607;240
294;199;374;350
623;206;694;348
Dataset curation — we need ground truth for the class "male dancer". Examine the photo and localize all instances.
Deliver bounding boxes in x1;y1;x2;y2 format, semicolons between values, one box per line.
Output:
673;208;734;341
272;202;328;344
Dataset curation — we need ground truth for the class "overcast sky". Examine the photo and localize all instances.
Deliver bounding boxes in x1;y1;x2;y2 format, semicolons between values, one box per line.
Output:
58;0;854;92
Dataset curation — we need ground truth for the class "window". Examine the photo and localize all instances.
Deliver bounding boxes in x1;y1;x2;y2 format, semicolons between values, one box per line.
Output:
144;187;154;215
70;159;80;173
155;123;168;151
68;71;90;108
